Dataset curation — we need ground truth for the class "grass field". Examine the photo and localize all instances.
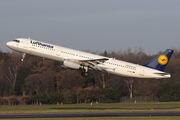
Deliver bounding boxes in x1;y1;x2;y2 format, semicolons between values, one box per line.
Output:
0;102;180;120
0;102;180;113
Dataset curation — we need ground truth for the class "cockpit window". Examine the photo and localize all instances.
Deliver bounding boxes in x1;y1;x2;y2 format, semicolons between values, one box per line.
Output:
13;40;20;43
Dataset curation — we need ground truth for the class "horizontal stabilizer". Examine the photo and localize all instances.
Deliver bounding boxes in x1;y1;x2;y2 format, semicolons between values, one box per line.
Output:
154;72;171;78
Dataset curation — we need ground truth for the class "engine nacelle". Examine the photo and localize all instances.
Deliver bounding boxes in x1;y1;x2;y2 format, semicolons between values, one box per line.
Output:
61;59;81;69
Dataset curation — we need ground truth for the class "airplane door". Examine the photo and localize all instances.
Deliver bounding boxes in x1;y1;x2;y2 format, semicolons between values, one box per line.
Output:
23;40;28;48
56;48;61;56
139;67;145;76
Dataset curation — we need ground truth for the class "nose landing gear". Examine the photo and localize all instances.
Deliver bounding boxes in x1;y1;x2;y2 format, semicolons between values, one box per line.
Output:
21;53;26;62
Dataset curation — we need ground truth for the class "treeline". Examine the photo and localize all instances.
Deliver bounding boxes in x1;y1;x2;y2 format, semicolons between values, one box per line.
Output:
0;47;180;104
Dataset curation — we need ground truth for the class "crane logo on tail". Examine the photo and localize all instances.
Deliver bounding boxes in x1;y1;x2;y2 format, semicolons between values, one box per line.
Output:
158;55;168;65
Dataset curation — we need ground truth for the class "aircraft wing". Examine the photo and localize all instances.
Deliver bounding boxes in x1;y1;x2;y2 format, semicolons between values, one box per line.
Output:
65;58;114;72
74;58;109;68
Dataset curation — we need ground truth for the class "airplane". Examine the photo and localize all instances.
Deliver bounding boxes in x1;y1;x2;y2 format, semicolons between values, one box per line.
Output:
6;38;174;79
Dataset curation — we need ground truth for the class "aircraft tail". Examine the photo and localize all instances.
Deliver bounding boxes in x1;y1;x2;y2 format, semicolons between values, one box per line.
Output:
144;49;174;71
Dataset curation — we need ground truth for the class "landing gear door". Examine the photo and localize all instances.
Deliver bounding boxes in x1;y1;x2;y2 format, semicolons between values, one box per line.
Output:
139;67;145;76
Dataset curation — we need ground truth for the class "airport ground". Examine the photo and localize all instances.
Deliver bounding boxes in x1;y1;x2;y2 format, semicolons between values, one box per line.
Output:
0;102;180;119
0;117;180;120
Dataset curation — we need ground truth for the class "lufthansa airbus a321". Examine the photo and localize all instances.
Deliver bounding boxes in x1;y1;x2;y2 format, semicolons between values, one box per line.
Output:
6;38;174;79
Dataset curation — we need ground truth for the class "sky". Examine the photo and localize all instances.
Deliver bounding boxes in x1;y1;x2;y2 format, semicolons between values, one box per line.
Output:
0;0;180;55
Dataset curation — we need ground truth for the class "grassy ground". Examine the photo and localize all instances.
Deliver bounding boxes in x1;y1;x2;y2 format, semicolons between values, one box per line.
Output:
0;102;180;114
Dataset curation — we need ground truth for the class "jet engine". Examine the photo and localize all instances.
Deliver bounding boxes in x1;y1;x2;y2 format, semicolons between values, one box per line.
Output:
60;59;81;69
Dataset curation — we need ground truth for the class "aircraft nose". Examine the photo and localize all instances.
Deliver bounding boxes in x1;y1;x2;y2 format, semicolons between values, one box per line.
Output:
6;42;11;48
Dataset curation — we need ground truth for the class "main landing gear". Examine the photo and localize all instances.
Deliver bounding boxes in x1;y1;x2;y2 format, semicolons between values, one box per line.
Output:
81;72;89;77
81;66;89;77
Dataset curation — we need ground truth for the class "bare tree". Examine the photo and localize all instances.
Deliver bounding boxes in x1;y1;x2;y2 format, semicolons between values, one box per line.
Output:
25;70;55;95
25;73;41;95
24;59;56;95
40;70;55;94
73;87;83;104
3;52;21;95
56;69;85;93
123;78;134;102
93;71;109;88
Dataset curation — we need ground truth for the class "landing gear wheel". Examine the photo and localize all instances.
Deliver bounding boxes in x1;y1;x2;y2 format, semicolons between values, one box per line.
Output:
81;72;89;77
84;72;88;77
21;53;26;62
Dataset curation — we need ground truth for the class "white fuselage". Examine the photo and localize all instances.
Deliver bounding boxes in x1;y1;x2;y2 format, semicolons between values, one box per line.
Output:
6;38;170;79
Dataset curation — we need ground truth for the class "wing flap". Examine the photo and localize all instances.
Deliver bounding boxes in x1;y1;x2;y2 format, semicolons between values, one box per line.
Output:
76;58;109;66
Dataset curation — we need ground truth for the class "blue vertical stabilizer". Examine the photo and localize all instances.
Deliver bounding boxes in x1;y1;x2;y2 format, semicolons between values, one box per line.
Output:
144;49;174;71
